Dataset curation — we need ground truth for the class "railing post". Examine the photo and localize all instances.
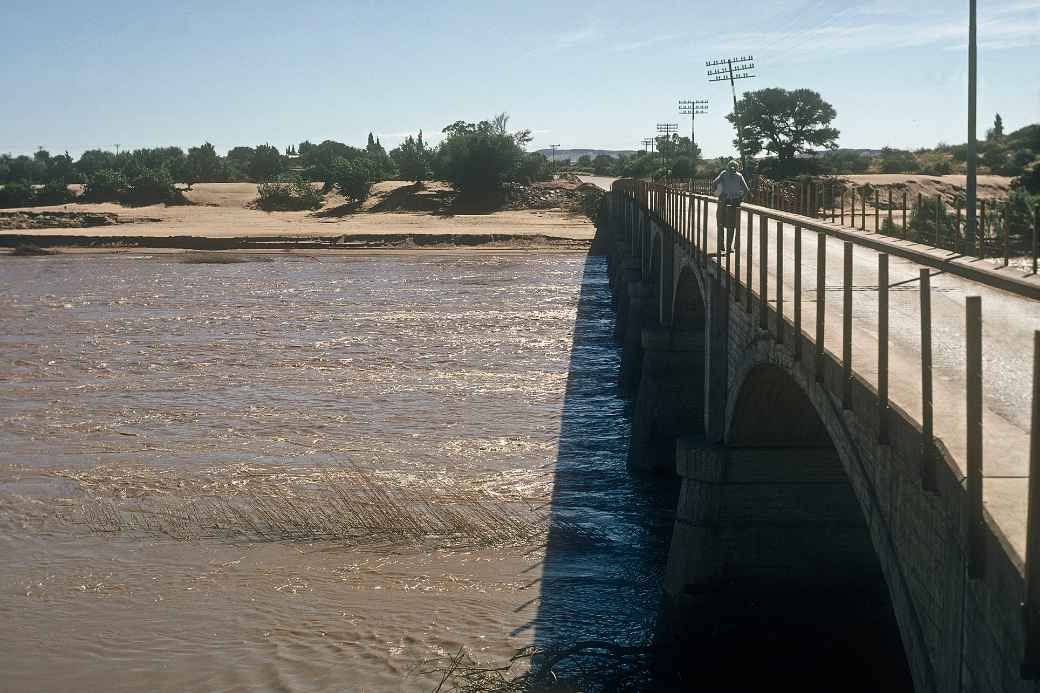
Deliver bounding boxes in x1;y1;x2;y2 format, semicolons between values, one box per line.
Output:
1034;203;1039;275
860;190;866;231
815;233;827;383
759;214;769;331
794;225;802;361
842;241;853;409
734;208;743;304
878;253;889;444
840;189;846;226
776;221;784;345
874;189;880;232
966;295;985;579
1022;331;1040;678
746;211;754;314
702;196;710;267
920;268;936;491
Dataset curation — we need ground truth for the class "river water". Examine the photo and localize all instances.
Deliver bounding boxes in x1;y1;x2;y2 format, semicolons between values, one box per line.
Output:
0;251;672;692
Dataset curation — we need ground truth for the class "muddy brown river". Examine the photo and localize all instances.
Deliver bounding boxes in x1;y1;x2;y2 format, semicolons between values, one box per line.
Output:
0;252;672;692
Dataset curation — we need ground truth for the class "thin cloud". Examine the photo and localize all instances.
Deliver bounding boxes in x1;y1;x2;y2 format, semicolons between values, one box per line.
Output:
705;1;1038;63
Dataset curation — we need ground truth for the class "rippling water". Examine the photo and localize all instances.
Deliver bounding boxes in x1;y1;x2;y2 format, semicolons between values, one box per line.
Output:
0;252;672;692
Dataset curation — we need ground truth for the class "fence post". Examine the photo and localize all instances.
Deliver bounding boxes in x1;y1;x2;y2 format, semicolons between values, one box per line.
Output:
1021;331;1040;678
1004;208;1010;268
860;191;866;231
878;253;889;444
776;221;785;345
903;191;909;236
794;225;802;361
815;233;827;383
981;200;988;257
957;202;963;250
874;189;880;232
841;189;846;226
888;188;893;232
842;242;853;409
746;210;754;314
1034;203;1039;276
966;295;985;579
759;214;769;331
936;195;943;247
702;196;710;267
920;268;936;491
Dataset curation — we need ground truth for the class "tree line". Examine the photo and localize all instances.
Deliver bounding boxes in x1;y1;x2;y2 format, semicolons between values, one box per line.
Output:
0;113;556;209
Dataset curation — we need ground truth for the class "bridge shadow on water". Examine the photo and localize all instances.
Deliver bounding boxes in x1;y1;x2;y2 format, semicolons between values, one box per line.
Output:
524;252;914;691
524;253;677;686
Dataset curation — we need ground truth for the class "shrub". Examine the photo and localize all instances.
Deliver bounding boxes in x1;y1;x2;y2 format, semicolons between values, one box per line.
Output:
35;180;75;205
330;158;378;204
84;169;129;202
0;180;36;208
127;167;177;205
255;177;325;211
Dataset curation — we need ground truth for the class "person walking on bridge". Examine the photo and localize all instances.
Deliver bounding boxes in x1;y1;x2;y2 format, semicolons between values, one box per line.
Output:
714;160;749;254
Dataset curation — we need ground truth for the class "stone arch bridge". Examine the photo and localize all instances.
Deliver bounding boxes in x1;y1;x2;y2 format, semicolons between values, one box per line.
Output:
596;179;1040;691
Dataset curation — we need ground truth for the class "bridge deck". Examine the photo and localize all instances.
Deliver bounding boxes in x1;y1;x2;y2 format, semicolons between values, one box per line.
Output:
588;177;1039;565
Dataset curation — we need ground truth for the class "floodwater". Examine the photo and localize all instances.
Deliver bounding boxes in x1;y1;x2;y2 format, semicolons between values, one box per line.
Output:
0;252;673;692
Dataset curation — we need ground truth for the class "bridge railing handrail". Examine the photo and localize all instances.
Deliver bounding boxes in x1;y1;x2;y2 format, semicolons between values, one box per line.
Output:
607;178;1040;678
612;178;1040;301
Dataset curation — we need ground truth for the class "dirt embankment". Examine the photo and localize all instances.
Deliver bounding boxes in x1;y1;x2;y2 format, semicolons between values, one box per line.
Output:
836;174;1013;203
1;180;599;251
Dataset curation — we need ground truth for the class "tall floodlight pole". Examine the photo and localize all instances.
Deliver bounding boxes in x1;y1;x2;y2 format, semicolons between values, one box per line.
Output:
966;0;978;254
707;56;755;173
656;123;679;183
679;98;708;189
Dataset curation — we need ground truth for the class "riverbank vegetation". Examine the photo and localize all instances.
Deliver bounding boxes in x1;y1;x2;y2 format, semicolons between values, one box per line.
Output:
0;114;556;211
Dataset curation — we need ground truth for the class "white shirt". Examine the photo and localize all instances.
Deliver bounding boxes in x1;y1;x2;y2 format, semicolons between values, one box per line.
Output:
714;170;749;198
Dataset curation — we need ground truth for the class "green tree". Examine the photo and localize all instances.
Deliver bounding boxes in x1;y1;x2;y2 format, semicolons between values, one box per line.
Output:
988;113;1005;140
591;154;614;175
127;167;177;205
76;149;118;178
83;169;129;202
728;88;839;176
181;142;221;188
249;144;284;182
434;113;529;195
330;157;377;204
389;131;430;183
879;147;918;174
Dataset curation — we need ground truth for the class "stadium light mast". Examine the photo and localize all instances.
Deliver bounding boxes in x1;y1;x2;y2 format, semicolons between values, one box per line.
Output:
707;56;755;173
679;99;708;188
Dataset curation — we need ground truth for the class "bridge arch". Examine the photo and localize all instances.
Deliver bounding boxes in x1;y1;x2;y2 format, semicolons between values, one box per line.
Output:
710;355;922;690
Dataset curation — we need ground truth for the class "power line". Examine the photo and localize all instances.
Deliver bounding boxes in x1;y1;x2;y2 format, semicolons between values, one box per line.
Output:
707;56;756;173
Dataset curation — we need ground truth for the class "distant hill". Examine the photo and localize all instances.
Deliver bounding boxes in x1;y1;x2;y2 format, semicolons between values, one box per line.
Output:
535;148;636;161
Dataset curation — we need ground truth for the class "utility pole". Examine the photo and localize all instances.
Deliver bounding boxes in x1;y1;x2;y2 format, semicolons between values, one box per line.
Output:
549;144;560;175
707;55;755;173
966;0;978;254
113;144;121;156
642;138;654;154
656;123;679;182
679;98;708;188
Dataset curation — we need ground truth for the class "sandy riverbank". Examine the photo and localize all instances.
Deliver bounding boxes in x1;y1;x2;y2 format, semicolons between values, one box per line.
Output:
1;180;597;250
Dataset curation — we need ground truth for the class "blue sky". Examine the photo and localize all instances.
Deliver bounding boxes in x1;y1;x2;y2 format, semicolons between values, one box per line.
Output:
1;0;1037;159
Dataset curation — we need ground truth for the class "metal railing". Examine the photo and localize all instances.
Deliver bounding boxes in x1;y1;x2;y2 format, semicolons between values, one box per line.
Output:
681;177;1040;275
610;179;1040;677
